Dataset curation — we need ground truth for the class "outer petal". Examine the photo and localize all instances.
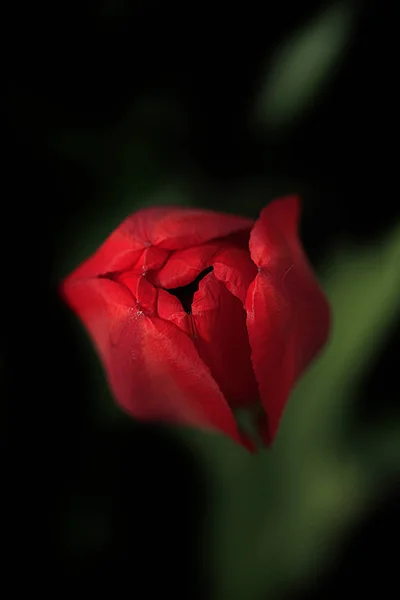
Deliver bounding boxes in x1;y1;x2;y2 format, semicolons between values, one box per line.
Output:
245;196;331;443
61;276;254;450
68;206;253;281
60;276;136;360
191;272;259;408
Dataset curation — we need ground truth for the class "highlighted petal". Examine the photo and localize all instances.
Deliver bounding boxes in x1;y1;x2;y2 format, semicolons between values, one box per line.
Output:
62;276;254;450
69;206;253;281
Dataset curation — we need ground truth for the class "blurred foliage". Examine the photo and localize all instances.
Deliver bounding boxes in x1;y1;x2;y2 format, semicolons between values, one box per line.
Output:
178;223;400;600
255;1;355;134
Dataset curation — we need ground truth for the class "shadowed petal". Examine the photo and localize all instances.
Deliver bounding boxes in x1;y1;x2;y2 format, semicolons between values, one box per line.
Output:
191;272;259;408
153;241;257;304
245;196;331;443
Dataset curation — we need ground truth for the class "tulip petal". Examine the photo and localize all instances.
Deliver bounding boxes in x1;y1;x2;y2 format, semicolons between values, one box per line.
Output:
212;246;257;304
62;276;254;450
131;206;253;250
191;272;259;408
245;196;330;443
61;276;135;360
69;207;253;281
154;242;257;304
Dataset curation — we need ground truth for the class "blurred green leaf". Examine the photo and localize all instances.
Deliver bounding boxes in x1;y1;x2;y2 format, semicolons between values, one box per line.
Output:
254;1;354;133
289;222;400;437
182;222;400;600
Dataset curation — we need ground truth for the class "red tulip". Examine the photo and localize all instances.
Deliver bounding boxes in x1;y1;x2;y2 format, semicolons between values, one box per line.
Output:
61;196;330;450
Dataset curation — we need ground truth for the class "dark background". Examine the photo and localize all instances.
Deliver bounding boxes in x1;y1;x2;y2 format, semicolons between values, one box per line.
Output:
5;1;398;598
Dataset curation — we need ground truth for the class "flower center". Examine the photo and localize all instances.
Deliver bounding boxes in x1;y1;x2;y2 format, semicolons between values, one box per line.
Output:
165;266;213;314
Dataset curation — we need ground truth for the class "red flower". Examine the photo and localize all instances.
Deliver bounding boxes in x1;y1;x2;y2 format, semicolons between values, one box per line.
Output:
61;196;330;450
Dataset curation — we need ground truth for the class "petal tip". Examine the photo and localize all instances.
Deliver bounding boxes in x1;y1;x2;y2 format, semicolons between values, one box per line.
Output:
260;194;301;231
